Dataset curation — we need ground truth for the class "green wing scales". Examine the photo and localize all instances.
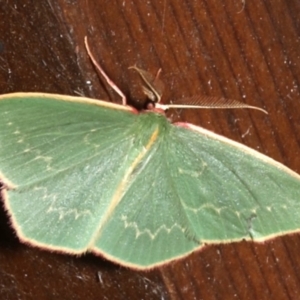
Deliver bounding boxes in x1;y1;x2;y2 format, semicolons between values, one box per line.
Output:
0;93;300;269
0;93;148;251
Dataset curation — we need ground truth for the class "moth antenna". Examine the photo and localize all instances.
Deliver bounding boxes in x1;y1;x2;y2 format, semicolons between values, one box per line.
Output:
157;95;268;114
84;36;127;105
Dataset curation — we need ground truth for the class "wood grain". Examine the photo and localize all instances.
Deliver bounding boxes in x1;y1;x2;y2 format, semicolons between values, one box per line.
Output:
0;1;299;299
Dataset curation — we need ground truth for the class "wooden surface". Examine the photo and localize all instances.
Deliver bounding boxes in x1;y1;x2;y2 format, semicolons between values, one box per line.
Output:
0;0;300;299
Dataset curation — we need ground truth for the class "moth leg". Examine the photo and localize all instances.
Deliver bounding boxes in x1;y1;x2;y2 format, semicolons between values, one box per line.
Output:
84;36;127;106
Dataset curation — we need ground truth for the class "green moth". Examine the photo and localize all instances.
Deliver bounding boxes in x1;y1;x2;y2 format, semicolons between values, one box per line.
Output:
0;40;300;270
